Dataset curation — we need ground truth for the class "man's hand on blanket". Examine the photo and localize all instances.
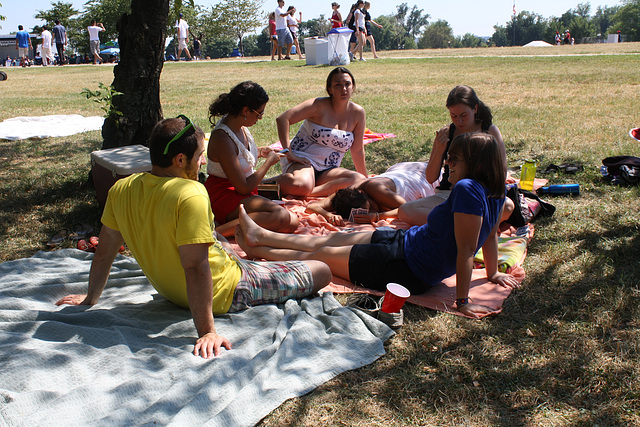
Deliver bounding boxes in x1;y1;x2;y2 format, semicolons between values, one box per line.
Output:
194;332;232;359
488;272;520;289
55;294;92;306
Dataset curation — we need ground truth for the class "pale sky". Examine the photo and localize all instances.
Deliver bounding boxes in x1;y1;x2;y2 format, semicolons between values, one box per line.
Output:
1;0;622;37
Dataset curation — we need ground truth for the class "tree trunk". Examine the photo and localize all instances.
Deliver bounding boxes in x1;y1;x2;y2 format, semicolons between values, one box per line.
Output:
102;0;169;148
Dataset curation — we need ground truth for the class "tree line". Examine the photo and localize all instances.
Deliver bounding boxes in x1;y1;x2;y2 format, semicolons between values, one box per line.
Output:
29;0;640;59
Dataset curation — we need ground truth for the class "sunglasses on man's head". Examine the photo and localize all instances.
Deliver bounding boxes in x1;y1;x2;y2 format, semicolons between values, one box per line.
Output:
163;115;194;155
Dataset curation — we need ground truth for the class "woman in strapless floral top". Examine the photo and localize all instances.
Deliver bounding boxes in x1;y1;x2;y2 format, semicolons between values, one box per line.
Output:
271;67;367;197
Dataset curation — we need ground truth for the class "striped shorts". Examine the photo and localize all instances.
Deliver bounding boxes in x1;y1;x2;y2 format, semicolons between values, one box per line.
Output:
228;258;314;312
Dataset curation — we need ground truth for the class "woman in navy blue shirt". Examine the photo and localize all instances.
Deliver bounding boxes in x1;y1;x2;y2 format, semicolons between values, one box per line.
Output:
235;132;519;318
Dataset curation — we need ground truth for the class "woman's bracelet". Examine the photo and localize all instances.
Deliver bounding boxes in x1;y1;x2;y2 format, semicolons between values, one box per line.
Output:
455;298;469;308
374;212;379;222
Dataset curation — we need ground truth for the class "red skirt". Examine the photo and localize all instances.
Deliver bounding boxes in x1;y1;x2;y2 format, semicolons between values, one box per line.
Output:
204;175;258;224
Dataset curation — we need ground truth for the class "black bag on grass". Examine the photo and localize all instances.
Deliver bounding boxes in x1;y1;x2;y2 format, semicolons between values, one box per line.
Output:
505;186;556;227
602;156;640;186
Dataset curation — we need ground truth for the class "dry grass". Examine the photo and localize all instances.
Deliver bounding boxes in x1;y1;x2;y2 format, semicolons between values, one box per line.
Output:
1;43;640;426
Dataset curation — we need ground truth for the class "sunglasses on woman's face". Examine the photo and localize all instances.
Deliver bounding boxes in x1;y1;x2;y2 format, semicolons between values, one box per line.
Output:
163;114;194;155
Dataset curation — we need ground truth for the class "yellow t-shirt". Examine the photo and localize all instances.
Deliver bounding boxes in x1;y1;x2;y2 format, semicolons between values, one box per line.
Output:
101;173;241;314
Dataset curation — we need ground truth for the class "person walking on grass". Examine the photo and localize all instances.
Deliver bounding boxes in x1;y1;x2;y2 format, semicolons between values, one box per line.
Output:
40;26;53;66
268;12;278;60
88;20;105;64
349;0;366;61
56;116;331;359
176;13;193;60
363;2;382;58
275;0;293;60
330;2;342;28
15;25;32;67
286;6;304;60
52;19;67;65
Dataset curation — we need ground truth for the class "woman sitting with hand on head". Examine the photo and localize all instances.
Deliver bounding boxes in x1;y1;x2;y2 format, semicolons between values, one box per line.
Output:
204;81;299;237
235;132;520;318
307;161;436;226
399;85;512;226
269;67;367;198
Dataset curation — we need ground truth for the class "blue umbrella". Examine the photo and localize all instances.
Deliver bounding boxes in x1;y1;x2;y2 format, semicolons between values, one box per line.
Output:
100;47;120;55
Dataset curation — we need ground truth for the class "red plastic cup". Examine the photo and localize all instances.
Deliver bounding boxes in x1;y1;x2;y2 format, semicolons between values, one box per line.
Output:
380;283;410;313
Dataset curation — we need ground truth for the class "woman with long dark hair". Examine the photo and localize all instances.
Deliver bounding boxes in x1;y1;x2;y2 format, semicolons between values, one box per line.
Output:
204;81;298;237
399;85;509;225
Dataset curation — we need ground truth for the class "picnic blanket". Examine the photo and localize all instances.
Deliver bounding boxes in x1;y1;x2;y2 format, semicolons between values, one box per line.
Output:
0;115;104;141
268;128;397;151
229;196;535;319
0;249;394;427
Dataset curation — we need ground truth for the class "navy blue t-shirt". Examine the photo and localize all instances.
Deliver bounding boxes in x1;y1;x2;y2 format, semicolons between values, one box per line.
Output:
403;178;504;285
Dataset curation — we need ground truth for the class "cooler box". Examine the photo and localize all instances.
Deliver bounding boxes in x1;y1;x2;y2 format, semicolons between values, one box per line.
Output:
304;37;329;65
91;145;152;206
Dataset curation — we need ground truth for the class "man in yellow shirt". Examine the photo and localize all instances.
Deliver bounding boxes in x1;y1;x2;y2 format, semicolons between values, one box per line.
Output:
56;116;331;359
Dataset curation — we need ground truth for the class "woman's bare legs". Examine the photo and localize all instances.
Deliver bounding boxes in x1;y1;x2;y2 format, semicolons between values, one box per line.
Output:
312;167;367;197
235;205;372;281
270;164;366;198
366;34;379;58
215;195;299;237
269;163;316;197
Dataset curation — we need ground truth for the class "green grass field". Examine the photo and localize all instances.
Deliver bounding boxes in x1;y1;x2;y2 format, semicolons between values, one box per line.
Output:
1;43;639;425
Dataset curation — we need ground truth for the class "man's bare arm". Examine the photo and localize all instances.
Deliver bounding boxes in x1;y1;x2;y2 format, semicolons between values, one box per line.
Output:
179;243;232;358
55;225;124;306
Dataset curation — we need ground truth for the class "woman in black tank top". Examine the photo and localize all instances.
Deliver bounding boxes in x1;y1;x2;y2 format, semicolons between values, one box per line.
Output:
398;85;509;226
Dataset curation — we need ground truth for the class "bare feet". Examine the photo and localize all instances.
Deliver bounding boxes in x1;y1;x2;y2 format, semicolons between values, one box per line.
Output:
234;226;258;258
237;204;266;247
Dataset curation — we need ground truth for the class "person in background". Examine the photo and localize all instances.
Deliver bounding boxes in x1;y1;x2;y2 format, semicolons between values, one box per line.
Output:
204;81;299;237
193;33;202;60
235;132;519;319
87;20;105;64
329;2;342;28
286;6;304;60
348;0;365;61
399;85;512;226
268;12;278;61
52;19;67;65
56;116;331;359
40;26;53;66
275;0;293;60
176;13;192;60
269;67;367;198
15;25;32;68
344;2;358;58
363;2;382;59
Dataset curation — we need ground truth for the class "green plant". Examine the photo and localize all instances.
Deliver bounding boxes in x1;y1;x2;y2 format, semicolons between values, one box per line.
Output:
81;82;124;121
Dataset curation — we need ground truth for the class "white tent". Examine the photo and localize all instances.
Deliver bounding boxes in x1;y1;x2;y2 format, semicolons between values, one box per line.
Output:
523;40;553;47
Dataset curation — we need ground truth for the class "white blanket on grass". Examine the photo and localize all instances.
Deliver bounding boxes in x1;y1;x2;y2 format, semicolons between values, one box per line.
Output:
0;115;104;140
0;249;394;426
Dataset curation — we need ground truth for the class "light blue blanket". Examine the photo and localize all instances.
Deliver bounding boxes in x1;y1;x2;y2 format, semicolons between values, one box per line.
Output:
0;249;393;426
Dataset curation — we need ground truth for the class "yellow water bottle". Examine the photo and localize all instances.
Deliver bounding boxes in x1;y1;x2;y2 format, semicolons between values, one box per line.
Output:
520;159;536;191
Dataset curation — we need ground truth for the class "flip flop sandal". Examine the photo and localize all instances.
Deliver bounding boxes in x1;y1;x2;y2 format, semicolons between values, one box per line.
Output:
46;228;70;247
543;164;560;174
69;223;94;240
559;163;584;174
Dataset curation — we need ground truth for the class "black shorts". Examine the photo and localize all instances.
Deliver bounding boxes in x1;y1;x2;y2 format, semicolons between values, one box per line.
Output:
348;229;425;294
314;166;336;181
